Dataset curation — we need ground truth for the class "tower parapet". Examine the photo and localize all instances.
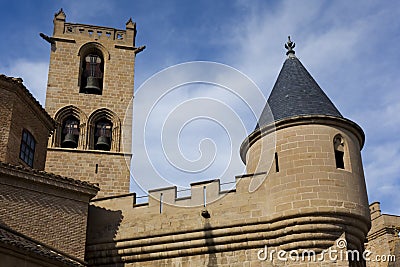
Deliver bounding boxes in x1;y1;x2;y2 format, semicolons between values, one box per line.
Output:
52;8;137;47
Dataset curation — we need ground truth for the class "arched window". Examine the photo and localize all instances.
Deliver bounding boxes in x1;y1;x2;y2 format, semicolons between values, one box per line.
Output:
79;49;104;95
334;135;345;169
61;116;80;148
94;119;112;151
87;108;121;152
53;106;87;149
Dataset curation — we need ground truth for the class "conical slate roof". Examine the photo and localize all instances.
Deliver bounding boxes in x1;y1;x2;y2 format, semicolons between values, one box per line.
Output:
257;38;342;128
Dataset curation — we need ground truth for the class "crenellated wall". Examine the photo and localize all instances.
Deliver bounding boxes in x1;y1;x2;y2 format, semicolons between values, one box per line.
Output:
85;115;370;266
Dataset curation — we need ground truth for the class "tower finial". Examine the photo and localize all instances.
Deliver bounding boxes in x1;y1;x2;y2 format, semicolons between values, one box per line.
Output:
54;8;66;20
285;36;295;57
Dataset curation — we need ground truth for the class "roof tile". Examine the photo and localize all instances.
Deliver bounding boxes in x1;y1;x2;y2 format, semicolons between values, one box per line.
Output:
257;56;342;128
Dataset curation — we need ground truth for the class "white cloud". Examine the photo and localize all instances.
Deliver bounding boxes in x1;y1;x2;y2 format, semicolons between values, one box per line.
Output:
0;60;48;106
363;141;400;213
222;0;400;214
131;62;270;193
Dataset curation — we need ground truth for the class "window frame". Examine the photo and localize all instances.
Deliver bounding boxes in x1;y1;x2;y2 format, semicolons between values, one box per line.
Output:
19;129;36;167
333;135;345;169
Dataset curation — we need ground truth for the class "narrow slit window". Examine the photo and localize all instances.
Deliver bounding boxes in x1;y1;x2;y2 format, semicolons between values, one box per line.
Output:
334;135;345;169
160;193;163;214
275;152;280;172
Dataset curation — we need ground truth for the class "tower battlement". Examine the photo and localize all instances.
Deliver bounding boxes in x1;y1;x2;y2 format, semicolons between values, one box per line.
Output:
52;9;137;47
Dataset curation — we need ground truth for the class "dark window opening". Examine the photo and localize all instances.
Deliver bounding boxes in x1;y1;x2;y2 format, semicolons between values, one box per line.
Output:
335;150;345;169
80;52;104;95
94;119;112;151
334;135;345;169
61;117;80;148
95;163;99;174
275;152;279;172
19;130;36;167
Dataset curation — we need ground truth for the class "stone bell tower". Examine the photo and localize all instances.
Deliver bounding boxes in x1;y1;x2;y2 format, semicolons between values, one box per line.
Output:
42;9;144;198
241;37;371;260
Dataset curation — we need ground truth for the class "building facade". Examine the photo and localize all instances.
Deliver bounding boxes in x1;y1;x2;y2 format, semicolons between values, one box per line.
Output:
0;71;98;265
44;9;144;198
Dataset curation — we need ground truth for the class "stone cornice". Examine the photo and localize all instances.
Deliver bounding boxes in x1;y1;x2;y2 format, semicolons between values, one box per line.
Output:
0;75;55;132
47;147;132;157
0;224;86;267
240;115;365;164
0;161;98;199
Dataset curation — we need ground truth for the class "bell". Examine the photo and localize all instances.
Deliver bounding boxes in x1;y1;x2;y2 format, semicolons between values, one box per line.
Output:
62;133;77;148
84;76;101;94
95;136;110;151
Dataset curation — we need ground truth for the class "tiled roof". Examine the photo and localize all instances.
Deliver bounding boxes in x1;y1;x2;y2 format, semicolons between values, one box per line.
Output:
257;55;342;128
0;161;99;192
0;74;54;127
0;224;85;267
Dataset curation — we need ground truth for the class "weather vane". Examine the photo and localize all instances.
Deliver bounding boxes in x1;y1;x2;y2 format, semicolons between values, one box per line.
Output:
285;36;295;56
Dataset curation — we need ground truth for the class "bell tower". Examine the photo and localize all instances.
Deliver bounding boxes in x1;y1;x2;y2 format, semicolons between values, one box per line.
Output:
42;9;144;198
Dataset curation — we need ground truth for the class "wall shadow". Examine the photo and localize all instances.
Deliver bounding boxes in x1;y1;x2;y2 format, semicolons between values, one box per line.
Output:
204;219;218;267
85;205;123;267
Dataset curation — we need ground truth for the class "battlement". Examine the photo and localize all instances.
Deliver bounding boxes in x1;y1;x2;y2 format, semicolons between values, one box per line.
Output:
52;8;136;46
63;23;130;42
86;120;372;265
91;175;252;209
149;179;229;207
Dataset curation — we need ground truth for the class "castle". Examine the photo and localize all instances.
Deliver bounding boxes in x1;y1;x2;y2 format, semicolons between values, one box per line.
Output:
0;9;399;267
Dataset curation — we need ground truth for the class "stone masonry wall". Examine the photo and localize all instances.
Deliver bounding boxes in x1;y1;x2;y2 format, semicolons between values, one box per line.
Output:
85;119;370;266
46;148;130;198
44;12;136;197
365;202;400;267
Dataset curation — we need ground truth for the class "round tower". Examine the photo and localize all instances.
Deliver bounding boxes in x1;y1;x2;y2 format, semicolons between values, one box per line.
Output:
240;37;370;253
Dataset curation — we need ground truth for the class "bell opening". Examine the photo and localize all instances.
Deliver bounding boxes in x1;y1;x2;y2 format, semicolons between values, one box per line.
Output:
61;117;79;149
95;136;111;151
84;76;102;94
80;52;104;95
94;119;112;151
62;133;78;148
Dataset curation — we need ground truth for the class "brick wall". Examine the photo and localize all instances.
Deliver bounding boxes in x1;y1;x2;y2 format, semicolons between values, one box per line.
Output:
0;88;13;162
0;164;98;260
0;76;54;170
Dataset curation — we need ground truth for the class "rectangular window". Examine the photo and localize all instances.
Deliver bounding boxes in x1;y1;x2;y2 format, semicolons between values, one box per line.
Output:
19;129;36;167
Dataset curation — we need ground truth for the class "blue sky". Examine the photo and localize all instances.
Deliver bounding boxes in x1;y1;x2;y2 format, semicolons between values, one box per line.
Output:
1;1;399;213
